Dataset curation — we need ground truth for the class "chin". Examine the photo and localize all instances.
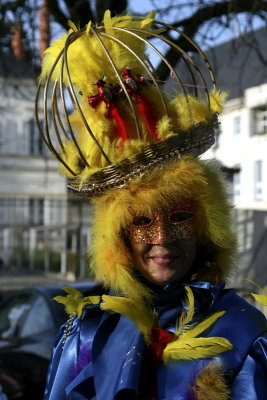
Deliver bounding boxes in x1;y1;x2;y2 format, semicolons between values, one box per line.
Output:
149;274;178;286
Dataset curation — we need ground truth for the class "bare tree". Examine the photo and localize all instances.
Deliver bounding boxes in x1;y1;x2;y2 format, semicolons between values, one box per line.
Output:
0;0;266;78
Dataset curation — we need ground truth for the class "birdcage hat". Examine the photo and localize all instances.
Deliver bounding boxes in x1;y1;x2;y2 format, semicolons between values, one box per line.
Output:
35;10;226;198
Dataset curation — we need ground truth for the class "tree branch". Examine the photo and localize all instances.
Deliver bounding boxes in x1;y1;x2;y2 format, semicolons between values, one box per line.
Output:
0;0;26;14
46;0;70;30
155;0;267;80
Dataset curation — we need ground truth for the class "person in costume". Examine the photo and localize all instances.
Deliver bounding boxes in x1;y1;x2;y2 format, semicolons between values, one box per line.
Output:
36;11;267;400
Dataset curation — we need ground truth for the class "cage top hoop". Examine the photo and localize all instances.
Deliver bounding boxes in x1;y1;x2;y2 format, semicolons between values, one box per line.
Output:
35;15;218;197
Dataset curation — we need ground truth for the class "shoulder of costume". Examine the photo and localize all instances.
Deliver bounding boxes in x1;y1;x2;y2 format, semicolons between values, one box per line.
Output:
210;288;267;338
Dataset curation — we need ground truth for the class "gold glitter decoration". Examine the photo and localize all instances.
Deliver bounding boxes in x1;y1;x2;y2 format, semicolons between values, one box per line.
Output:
129;205;195;244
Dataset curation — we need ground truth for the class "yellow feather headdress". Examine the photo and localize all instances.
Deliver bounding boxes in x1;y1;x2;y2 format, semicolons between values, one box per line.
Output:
36;10;225;197
36;11;236;297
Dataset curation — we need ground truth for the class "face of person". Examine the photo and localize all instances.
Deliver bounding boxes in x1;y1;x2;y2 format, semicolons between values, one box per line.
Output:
128;203;197;286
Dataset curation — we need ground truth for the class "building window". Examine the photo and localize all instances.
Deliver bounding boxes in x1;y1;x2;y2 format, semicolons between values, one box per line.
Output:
254;161;263;200
233;171;241;201
253;105;267;135
213;125;221;148
0;122;3;154
233;116;241;135
29;199;44;225
29;119;45;155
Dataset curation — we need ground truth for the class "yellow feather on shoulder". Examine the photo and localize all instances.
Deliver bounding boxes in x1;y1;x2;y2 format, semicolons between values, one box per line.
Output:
162;286;233;363
53;287;100;317
101;295;158;343
245;278;267;306
163;336;232;363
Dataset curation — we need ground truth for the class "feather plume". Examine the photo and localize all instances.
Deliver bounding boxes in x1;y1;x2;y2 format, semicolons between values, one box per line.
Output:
176;285;195;334
191;360;230;400
101;295;158;342
101;287;232;364
181;311;226;339
163;336;232;363
162;286;232;363
245;278;267;306
250;293;267;306
53;287;100;317
209;89;228;114
90;157;236;298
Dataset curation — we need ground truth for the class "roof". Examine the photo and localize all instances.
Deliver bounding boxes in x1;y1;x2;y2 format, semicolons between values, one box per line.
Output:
164;27;267;101
207;27;267;100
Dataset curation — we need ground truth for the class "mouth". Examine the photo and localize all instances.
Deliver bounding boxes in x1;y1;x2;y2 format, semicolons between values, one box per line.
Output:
148;254;177;266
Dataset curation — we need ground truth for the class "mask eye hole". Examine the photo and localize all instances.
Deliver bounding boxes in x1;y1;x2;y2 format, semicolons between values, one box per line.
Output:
132;216;152;226
169;211;193;224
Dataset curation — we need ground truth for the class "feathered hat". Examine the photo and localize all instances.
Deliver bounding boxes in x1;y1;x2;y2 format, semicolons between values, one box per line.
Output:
36;11;236;299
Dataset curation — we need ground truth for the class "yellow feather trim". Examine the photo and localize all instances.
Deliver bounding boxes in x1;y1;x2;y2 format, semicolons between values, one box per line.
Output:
163;336;232;363
101;295;158;343
176;285;195;334
68;20;79;32
245;278;267;306
53;287;101;317
251;293;267;306
40;10;226;176
162;287;233;363
86;21;92;35
210;89;228;114
100;287;232;364
192;360;231;400
90;157;236;298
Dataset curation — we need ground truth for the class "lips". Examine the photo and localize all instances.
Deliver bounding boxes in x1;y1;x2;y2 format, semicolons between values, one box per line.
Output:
148;253;177;266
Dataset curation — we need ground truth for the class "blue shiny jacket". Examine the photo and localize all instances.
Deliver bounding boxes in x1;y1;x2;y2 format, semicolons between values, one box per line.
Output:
44;282;267;400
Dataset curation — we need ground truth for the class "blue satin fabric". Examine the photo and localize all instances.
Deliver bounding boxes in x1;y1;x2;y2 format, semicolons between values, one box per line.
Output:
44;283;267;400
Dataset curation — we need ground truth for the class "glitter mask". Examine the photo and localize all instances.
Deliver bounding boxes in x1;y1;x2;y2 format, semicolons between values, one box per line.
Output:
129;205;195;244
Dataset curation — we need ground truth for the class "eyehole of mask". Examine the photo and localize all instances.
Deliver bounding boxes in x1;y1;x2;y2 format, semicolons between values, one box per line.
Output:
132;215;152;226
169;211;194;224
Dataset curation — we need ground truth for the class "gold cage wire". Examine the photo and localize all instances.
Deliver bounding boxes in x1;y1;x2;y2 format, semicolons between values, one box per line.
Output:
35;18;217;197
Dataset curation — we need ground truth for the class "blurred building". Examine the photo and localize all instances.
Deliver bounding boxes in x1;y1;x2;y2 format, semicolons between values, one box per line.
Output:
0;53;91;282
205;27;267;295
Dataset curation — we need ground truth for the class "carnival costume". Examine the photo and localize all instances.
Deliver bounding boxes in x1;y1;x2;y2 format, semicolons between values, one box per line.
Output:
36;11;267;400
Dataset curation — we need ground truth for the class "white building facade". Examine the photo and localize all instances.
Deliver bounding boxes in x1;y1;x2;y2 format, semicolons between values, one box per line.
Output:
0;63;91;280
205;79;267;296
210;83;267;211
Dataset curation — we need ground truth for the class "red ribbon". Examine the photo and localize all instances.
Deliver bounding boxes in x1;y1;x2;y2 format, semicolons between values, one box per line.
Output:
122;68;161;142
88;79;129;150
139;328;174;400
148;327;174;365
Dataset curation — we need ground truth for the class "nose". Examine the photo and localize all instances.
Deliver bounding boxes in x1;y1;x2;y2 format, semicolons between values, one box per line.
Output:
152;218;173;245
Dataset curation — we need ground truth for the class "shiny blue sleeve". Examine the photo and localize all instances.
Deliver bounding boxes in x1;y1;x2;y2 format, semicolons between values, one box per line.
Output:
231;333;267;400
44;309;101;400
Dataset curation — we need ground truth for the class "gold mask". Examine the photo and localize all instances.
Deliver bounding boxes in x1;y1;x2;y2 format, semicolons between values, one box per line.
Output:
129;204;195;244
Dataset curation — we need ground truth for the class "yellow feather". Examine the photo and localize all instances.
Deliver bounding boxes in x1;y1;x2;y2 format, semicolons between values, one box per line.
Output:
162;287;232;363
210;89;228;113
101;295;158;342
163;336;233;363
99;289;232;364
244;278;267;305
250;293;267;306
86;21;92;35
53;287;101;317
89;157;236;297
176;286;195;334
68;20;78;32
192;360;231;400
180;311;226;339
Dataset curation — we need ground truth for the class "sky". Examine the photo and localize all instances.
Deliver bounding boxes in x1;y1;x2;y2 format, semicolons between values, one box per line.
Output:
50;0;265;51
